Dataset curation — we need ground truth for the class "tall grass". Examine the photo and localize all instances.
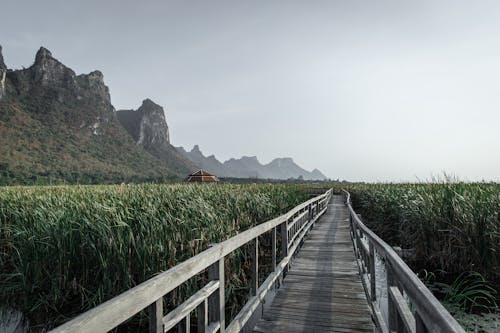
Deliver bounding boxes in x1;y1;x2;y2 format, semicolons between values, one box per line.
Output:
346;182;499;292
0;183;308;329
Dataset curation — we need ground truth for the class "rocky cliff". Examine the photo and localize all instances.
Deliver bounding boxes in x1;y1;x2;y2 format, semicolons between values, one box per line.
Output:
177;145;328;180
0;46;6;100
0;46;193;184
117;100;195;175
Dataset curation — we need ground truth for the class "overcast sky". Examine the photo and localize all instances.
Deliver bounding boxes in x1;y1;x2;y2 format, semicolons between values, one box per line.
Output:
2;0;500;181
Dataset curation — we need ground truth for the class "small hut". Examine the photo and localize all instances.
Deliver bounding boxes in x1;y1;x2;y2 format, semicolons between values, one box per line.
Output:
186;169;219;183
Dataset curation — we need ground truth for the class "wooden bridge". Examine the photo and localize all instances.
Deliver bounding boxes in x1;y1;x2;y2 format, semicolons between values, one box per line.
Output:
51;190;465;333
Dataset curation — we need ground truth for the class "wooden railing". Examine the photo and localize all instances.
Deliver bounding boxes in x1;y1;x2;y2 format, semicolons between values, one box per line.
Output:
343;191;465;333
50;189;333;333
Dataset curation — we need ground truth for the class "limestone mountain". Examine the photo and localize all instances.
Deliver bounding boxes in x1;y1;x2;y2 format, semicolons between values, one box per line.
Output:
177;145;327;180
117;100;196;174
0;46;193;184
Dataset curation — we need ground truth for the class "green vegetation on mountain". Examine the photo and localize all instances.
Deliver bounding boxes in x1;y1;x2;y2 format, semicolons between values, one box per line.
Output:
0;47;194;185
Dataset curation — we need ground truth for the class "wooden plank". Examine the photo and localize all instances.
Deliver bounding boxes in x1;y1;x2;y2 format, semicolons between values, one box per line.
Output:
280;220;288;275
208;259;225;333
371;301;389;333
251;238;258;296
162;281;219;332
287;210;308;232
386;263;399;332
389;286;416;333
227;201;331;333
252;195;373;333
254;318;373;333
149;298;163;333
369;242;376;302
196;299;208;333
177;315;190;333
271;227;276;271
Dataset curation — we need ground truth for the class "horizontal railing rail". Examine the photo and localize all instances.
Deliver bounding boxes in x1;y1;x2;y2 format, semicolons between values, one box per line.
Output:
50;189;333;333
343;190;465;333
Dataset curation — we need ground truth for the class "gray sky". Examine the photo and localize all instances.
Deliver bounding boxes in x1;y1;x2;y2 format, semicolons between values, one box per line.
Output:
2;0;500;181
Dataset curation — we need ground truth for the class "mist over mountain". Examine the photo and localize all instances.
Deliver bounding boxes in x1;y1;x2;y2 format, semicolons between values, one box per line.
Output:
177;145;327;180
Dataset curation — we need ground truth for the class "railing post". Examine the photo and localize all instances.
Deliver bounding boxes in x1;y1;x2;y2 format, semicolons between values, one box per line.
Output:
149;298;163;333
386;262;404;333
251;238;259;296
208;258;225;333
271;227;277;271
369;242;376;302
197;299;208;333
281;219;289;274
178;316;190;333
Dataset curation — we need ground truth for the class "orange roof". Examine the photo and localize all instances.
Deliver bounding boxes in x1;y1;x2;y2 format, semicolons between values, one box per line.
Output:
186;169;219;182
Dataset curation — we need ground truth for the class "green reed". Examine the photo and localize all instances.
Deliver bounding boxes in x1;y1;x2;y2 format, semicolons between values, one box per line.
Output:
0;183;307;329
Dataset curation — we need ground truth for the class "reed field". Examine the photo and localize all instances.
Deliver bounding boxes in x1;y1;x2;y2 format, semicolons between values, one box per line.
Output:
1;181;498;331
345;182;499;312
0;183;308;330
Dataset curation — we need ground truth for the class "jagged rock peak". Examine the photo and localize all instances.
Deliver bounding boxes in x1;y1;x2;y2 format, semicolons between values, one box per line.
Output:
117;98;170;146
141;98;161;109
88;70;104;79
137;99;165;117
35;46;53;64
191;145;202;153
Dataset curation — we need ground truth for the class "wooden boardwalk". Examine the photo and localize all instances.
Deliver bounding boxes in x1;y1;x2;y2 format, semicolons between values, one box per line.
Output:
252;195;374;333
51;189;465;333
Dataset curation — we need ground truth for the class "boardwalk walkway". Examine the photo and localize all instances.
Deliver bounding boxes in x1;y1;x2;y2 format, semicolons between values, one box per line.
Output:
252;195;373;333
50;190;464;333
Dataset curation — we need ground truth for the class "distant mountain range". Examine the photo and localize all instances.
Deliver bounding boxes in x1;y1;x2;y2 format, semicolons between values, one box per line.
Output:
0;46;328;184
177;145;327;180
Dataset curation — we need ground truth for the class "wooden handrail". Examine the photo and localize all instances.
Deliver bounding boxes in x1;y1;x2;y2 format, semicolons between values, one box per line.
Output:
343;190;465;333
50;189;333;333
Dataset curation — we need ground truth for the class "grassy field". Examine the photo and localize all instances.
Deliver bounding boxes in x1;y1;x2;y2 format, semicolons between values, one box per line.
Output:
0;183;308;330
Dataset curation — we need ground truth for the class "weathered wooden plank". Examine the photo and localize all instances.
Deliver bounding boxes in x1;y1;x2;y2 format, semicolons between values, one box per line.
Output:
149;298;163;333
208;259;224;333
271;227;276;271
371;300;390;333
162;281;219;332
196;299;208;333
369;242;376;302
252;195;373;333
251;238;258;296
389;286;416;333
254;318;374;333
226;203;330;333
